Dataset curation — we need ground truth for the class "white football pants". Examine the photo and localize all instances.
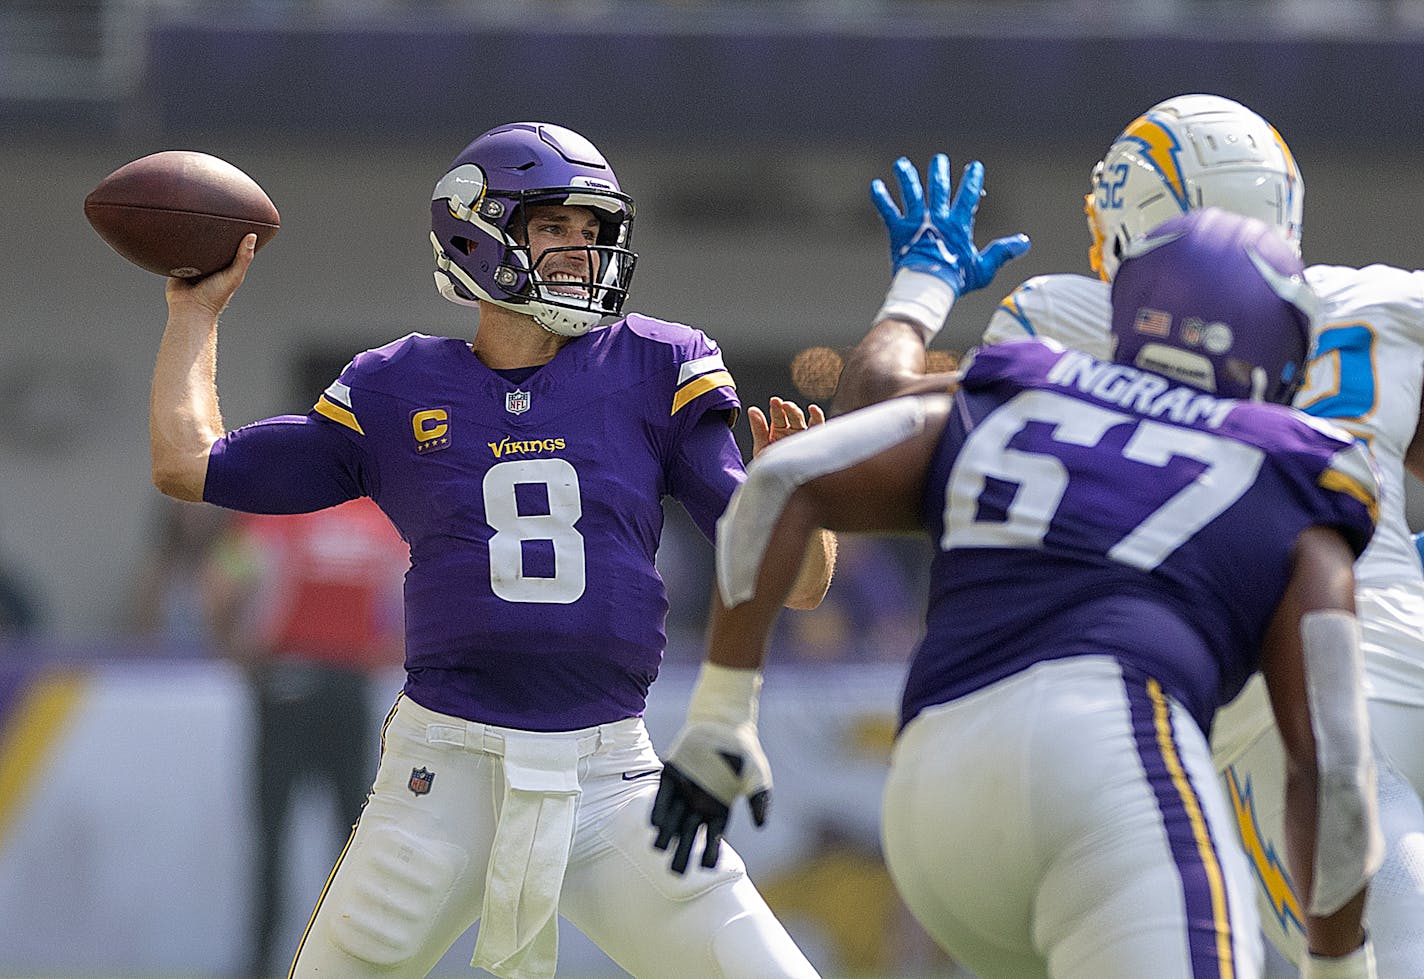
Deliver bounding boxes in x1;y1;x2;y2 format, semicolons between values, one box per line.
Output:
288;694;819;978
883;655;1262;979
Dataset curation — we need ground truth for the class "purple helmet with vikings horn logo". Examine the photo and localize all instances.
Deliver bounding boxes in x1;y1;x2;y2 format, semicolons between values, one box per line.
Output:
1109;207;1317;404
431;122;638;337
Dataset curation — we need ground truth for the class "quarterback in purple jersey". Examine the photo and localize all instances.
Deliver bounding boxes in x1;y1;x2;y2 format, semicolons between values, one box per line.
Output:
209;316;744;732
652;210;1383;978
149;122;832;979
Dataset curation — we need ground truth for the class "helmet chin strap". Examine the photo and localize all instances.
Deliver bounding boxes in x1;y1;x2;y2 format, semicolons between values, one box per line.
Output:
433;234;607;337
436;263;599;335
434;269;479;308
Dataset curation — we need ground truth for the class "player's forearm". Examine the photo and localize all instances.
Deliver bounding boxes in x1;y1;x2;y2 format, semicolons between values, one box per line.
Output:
1276;763;1373;963
706;591;781;672
710;491;823;668
1282;762;1335;944
1285;721;1375;963
1290;828;1373;975
1304;888;1370;963
1263;529;1378;960
150;305;225;501
1277;750;1373;963
831;318;928;415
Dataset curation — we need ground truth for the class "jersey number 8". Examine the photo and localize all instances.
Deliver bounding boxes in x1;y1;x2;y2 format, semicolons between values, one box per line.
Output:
483;458;586;603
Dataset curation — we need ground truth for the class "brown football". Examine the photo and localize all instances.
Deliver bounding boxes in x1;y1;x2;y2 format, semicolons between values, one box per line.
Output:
84;150;280;278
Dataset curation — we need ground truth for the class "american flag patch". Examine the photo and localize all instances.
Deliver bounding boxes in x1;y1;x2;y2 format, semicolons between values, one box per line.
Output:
1134;307;1172;338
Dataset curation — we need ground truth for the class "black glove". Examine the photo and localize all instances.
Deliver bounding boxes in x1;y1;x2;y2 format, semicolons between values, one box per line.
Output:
649;720;772;875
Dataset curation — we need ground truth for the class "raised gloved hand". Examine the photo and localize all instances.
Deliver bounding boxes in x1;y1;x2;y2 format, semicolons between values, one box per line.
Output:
872;154;1030;294
870;154;1030;340
651;664;771;874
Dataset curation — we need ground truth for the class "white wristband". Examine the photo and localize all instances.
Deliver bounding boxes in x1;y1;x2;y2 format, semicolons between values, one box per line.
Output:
686;662;762;728
1302;938;1376;979
873;268;958;343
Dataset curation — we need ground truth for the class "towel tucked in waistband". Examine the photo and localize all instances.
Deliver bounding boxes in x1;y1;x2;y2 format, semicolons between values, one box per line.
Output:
471;732;584;979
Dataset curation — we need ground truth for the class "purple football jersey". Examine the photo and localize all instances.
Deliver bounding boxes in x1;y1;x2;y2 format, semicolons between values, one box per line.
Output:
206;314;741;730
901;339;1378;731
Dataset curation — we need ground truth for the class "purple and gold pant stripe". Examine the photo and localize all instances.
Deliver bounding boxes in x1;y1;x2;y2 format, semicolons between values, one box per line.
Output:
1126;675;1238;979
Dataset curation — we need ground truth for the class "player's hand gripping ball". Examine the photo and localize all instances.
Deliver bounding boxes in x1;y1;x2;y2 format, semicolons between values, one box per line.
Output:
84;150;280;278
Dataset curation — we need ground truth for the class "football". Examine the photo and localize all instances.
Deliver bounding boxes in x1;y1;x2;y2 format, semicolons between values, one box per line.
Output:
83;150;281;278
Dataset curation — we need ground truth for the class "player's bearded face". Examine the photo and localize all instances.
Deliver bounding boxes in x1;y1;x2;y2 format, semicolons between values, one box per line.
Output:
521;203;597;300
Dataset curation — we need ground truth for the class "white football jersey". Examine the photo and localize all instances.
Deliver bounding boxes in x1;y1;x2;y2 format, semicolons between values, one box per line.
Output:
1295;265;1424;591
983;266;1424;699
984;274;1115;361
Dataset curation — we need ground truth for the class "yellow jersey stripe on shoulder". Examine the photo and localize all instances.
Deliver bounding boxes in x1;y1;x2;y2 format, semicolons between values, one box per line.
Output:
1317;442;1380;523
996;290;1035;334
1318;468;1379;524
314;394;365;435
672;369;735;417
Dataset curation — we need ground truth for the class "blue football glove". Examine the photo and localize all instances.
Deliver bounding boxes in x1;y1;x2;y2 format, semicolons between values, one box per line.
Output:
870;154;1031;299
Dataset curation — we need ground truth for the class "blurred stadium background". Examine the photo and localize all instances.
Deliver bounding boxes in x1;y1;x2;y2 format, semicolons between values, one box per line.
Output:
3;1;1424;976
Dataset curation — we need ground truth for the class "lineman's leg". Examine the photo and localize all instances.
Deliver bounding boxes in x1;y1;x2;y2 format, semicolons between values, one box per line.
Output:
881;682;1048;979
1035;667;1261;979
289;696;497;978
558;719;820;979
1363;699;1424;976
883;658;1260;979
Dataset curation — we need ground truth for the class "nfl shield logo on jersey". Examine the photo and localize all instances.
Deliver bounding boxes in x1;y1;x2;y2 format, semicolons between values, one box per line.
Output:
506;389;531;415
408;766;435;796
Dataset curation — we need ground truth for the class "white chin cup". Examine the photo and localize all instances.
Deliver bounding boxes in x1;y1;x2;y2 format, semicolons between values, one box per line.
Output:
531;302;602;337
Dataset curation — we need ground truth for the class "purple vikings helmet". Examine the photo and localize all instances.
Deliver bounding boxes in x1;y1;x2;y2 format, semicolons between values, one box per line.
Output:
1110;207;1317;404
431;122;637;337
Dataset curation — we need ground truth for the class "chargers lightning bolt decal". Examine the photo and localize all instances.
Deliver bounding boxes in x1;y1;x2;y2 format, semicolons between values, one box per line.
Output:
1118;112;1191;213
1225;765;1305;936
